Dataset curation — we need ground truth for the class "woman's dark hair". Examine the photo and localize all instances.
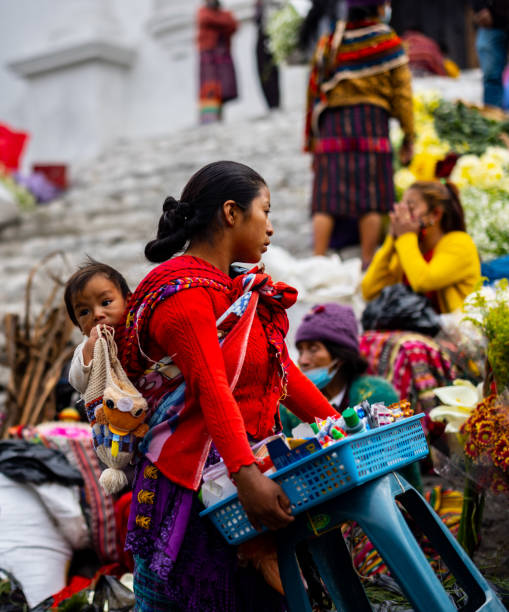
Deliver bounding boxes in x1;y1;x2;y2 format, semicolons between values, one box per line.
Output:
299;1;380;52
64;257;131;326
299;0;340;50
410;181;466;233
347;6;380;21
145;161;267;263
323;341;368;385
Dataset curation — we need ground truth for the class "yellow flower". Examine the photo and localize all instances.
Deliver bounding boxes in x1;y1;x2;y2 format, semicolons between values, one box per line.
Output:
450;155;482;189
394;168;417;199
409;152;443;181
394;168;416;192
451;147;509;190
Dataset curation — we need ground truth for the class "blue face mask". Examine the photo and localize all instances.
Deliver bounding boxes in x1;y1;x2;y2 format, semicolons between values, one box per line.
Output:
304;364;338;390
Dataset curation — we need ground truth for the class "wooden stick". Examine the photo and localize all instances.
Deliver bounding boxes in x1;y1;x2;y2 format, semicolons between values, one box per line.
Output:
28;345;76;426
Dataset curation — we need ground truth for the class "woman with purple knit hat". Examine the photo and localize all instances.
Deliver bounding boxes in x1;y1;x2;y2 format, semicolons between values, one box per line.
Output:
281;302;400;431
302;0;414;269
283;304;424;481
280;302;422;491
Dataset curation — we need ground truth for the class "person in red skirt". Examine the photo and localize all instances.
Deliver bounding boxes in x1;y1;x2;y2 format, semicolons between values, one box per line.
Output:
303;0;414;268
196;0;239;124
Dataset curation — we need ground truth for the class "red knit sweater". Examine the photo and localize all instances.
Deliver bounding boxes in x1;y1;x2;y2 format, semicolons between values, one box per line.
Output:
145;268;339;485
196;6;237;52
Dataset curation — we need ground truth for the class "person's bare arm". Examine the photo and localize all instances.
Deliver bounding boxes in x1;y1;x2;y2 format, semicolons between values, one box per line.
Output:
232;464;294;531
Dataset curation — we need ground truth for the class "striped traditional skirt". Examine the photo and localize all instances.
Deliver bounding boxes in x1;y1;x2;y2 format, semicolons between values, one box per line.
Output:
199;47;238;124
128;454;285;612
311;104;395;219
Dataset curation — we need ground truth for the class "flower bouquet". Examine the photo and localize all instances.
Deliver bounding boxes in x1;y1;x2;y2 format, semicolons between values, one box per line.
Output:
430;281;509;556
265;2;303;65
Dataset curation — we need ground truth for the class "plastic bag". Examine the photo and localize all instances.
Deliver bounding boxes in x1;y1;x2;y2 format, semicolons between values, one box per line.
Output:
92;575;135;612
361;283;441;336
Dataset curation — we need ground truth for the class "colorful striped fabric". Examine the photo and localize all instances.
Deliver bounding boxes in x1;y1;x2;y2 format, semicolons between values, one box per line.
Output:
67;438;119;563
342;486;464;578
199;47;238;124
304;19;407;152
310;104;394;217
312;135;391;154
359;330;458;416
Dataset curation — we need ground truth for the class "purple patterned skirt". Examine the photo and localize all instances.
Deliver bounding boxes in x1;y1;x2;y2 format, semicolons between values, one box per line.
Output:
199;46;238;124
311;104;395;219
127;453;286;611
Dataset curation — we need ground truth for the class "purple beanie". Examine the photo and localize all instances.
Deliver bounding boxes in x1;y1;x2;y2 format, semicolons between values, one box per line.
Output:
295;303;359;354
346;0;386;6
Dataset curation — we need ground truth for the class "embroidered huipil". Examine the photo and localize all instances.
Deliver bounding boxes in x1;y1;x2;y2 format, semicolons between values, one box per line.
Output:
118;256;339;490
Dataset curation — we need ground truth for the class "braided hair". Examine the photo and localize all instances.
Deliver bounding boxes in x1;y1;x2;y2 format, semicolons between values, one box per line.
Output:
145;161;267;263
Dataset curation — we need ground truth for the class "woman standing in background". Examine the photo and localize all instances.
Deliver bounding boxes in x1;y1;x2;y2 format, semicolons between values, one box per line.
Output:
255;0;281;110
197;0;239;124
303;0;414;268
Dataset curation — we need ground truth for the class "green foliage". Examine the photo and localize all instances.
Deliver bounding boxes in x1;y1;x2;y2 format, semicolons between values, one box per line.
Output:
266;3;303;65
0;171;36;211
464;279;509;390
57;591;90;611
433;100;509;156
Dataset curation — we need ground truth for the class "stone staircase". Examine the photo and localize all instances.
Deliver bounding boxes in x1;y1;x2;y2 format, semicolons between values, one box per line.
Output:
0;107;314;387
0;69;483;393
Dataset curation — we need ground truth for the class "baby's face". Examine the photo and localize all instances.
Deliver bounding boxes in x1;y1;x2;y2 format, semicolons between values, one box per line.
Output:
73;275;127;336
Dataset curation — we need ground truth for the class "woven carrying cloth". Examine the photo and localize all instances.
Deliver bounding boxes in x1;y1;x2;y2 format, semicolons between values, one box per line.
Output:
116;256;297;489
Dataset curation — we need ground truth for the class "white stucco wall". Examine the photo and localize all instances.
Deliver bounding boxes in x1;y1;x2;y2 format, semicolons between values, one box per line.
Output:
0;0;309;170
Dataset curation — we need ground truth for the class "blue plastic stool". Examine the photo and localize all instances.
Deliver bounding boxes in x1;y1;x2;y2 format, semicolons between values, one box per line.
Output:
276;472;505;612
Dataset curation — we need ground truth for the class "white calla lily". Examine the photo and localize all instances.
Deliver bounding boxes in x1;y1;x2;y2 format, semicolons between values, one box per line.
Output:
429;380;483;433
433;380;479;407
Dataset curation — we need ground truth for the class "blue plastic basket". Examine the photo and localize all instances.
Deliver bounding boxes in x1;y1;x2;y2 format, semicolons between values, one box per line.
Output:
200;414;428;544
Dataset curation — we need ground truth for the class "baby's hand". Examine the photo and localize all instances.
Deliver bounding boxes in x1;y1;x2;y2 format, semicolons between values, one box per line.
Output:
83;325;114;365
82;333;97;366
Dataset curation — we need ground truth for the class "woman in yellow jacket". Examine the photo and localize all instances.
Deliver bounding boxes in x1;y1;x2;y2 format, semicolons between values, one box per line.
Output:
361;181;480;314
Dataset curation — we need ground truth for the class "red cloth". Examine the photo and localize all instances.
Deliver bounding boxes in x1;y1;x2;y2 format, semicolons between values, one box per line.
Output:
147;290;338;481
196;6;237;52
402;31;448;77
0;123;29;171
114;492;134;572
50;563;122;608
117;256;338;488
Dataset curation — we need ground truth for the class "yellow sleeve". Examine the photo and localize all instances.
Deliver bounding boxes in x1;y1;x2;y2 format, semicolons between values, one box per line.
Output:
361;234;402;300
389;63;414;142
394;232;477;293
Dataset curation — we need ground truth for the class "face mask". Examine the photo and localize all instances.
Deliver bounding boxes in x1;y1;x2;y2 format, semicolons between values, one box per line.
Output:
382;5;392;23
304;364;338;390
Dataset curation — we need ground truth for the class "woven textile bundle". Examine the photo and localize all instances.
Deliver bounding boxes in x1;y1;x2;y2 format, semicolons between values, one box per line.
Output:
84;326;148;494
